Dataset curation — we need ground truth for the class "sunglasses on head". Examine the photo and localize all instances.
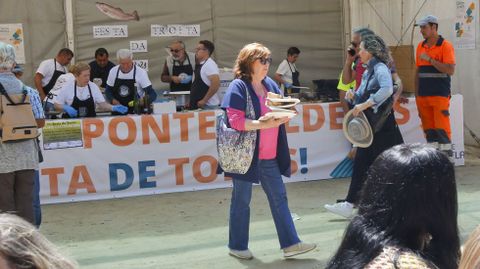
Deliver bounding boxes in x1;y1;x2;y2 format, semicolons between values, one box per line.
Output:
170;48;183;53
258;57;272;65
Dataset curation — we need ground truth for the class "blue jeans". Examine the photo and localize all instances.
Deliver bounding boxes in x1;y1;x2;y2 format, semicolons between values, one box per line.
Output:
33;170;42;228
228;159;300;250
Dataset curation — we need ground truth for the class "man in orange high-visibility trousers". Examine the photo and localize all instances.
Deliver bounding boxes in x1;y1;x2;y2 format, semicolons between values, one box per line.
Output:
415;15;456;162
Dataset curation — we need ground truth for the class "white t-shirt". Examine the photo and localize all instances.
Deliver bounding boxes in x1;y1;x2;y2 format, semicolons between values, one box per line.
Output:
275;59;297;84
106;65;152;97
193;58;220;106
45;73;75;103
36;59;68;87
53;80;105;106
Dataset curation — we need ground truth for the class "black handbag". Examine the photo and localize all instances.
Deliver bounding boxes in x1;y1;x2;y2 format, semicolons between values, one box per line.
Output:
36;138;44;163
359;68;394;133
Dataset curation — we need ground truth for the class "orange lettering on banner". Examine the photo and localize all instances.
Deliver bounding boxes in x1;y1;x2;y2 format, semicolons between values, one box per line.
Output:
67;165;97;195
285;119;300;133
141;114;170;144
41;167;64;197
109;117;136;146
394;102;410;125
303;104;325;132
193;155;217;183
83;119;104;149
289;148;298;175
329;103;345;130
173;113;194;141
198;111;216;140
168;158;190;185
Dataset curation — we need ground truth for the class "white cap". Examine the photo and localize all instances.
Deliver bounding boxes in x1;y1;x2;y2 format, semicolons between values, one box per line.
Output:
416;15;439;26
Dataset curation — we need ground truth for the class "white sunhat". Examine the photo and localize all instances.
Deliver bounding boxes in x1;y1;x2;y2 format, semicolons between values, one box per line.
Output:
342;109;373;148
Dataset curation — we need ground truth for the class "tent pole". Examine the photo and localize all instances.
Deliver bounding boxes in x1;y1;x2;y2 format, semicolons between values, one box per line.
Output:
65;0;75;64
343;0;352;60
401;0;404;42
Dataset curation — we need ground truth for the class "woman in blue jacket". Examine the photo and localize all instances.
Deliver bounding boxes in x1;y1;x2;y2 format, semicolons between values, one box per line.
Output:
325;34;404;218
221;43;316;260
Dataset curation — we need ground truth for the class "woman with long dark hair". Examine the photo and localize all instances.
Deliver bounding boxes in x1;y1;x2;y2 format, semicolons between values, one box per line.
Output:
325;34;404;218
327;144;460;269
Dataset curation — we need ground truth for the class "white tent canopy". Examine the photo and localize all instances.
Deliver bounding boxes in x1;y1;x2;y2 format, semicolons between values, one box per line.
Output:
1;0;478;145
1;0;345;90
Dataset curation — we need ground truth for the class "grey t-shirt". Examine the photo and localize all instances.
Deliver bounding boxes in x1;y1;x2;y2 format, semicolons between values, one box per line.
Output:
0;73;38;173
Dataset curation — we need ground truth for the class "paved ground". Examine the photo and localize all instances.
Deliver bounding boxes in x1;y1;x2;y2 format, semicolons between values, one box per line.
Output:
40;146;480;269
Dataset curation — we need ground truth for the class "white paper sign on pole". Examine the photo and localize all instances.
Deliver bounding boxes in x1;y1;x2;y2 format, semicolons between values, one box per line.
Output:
454;0;477;49
134;60;148;71
93;25;128;38
0;23;26;64
130;40;148;53
151;24;200;37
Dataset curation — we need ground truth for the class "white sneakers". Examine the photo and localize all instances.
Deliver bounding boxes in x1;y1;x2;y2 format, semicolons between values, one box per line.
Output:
283;242;317;258
229;242;317;260
229;248;253;260
324;201;354;218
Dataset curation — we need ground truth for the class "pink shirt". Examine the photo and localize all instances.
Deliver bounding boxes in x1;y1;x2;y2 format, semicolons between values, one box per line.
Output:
355;58;366;90
226;92;279;160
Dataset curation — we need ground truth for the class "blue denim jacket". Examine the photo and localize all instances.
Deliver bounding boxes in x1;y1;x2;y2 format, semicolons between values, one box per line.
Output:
352;57;393;113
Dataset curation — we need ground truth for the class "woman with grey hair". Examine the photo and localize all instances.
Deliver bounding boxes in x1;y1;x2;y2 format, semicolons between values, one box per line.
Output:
0;213;78;269
0;42;45;224
325;34;403;218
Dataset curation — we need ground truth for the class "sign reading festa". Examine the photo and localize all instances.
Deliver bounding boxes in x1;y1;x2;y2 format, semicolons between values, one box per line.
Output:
151;24;200;37
39;96;464;205
0;23;26;64
93;25;128;38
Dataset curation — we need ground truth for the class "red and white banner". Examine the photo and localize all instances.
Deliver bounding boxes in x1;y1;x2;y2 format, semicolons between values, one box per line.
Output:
39;95;464;204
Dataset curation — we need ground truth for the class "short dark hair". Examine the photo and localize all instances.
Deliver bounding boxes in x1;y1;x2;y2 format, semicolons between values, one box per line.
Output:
287;47;300;56
327;143;460;269
58;48;74;57
199;40;214;56
95;48;109;58
428;22;439;31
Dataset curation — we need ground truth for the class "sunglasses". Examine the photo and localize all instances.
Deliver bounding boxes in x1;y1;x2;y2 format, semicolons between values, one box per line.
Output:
170;48;183;53
258;57;272;65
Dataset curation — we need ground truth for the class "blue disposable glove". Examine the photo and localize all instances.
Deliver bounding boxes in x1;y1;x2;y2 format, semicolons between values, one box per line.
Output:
180;74;192;84
112;105;128;114
63;105;78;117
284;82;292;89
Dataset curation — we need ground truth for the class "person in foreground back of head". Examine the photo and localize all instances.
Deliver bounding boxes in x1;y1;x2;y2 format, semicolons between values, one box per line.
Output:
0;213;78;269
458;225;480;269
326;143;460;269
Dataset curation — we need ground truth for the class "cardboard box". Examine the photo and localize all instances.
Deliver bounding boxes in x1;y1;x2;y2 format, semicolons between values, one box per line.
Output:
389;45;416;93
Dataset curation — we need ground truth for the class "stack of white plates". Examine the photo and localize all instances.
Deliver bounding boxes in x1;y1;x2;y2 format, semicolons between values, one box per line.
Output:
260;96;300;121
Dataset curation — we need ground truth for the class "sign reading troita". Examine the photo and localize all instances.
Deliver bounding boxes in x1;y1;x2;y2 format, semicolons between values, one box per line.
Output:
151;24;200;37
